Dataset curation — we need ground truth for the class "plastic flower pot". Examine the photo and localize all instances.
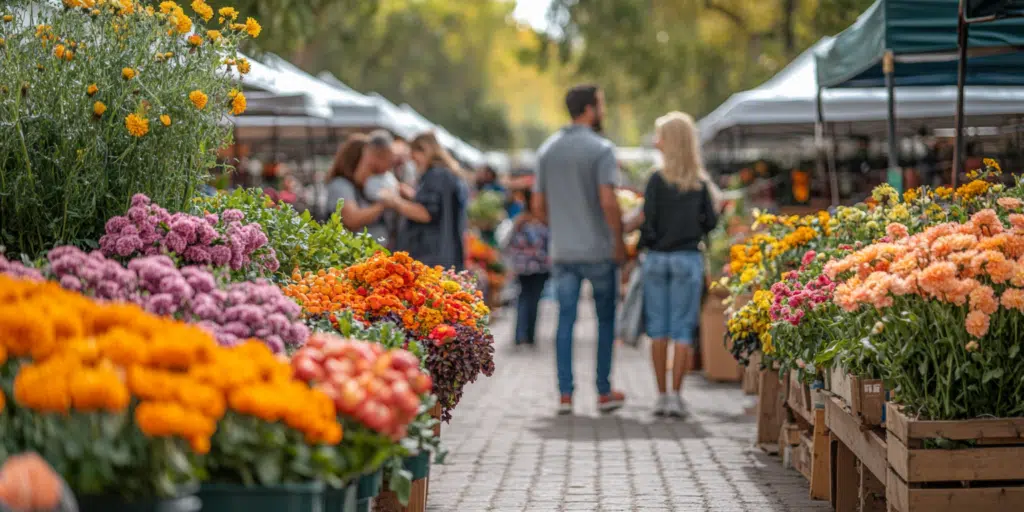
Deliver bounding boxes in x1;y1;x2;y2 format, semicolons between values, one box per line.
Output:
355;470;382;512
197;481;324;512
402;451;432;482
76;484;201;512
322;482;357;512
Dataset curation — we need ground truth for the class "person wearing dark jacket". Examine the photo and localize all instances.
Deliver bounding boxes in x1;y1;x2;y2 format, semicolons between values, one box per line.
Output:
389;132;469;270
638;112;719;418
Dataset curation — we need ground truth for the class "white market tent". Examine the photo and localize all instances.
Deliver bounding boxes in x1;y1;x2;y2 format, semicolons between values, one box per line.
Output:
399;104;486;168
697;38;1024;146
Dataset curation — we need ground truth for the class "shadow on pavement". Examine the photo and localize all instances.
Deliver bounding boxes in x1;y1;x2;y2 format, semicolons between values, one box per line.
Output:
525;413;710;441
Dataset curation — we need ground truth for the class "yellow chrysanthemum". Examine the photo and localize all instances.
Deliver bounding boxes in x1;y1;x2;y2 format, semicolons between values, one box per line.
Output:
189;90;208;110
218;7;238;22
206;29;222;42
2;15;13;22
125;113;149;137
93;101;107;117
86;84;99;97
228;89;246;115
983;157;1002;174
244;17;261;38
53;44;66;59
160;114;171;127
187;34;202;47
122;67;136;80
190;0;213;21
158;1;179;14
237;58;251;74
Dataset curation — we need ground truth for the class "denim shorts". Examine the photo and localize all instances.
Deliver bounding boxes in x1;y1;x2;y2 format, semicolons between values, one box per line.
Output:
642;251;704;344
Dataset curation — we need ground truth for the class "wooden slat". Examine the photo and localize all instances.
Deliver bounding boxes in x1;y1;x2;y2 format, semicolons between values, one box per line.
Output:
826;396;887;481
789;399;815;427
889;432;1024;483
886;469;909;512
886;403;1024;442
794;434;813;481
404;478;429;512
810;408;831;501
757;369;785;445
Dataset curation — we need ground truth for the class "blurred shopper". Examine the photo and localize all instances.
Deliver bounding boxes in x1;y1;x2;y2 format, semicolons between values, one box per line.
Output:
325;131;395;246
391;132;469;270
505;187;551;347
639;112;719;418
534;84;626;415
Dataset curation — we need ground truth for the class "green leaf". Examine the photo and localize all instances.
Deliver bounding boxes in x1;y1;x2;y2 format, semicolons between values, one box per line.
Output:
255;453;284;485
391;468;414;505
982;368;1005;384
1011;345;1020;359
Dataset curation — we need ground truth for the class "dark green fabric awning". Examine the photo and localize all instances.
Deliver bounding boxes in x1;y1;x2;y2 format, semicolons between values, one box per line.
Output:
816;0;1024;88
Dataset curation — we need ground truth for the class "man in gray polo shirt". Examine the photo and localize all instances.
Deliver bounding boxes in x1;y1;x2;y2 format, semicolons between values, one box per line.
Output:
532;84;627;415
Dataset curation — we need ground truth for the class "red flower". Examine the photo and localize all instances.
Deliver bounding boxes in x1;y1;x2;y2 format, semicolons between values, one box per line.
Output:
429;324;457;346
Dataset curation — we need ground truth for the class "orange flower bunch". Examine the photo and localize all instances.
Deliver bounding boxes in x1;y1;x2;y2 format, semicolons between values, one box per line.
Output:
826;210;1024;338
0;274;342;454
284;252;488;335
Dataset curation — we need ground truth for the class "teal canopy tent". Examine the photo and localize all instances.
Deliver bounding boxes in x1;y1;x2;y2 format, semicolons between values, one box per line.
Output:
816;0;1024;89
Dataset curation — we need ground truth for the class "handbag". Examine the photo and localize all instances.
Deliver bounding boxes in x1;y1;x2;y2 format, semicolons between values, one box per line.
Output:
616;254;645;348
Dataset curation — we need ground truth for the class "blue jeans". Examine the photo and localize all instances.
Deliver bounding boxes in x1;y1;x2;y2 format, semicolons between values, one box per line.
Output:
515;272;550;344
642;251;704;343
553;261;618;396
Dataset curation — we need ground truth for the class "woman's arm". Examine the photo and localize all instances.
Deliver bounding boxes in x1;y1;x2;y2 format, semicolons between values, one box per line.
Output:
386;195;432;224
339;201;388;232
637;175;658;250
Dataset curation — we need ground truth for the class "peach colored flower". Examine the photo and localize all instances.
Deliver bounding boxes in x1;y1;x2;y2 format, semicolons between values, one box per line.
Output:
986;257;1016;284
1010;214;1024;232
965;310;990;338
969;285;998;315
998;197;1023;211
965;340;980;352
1001;288;1024;312
918;261;959;297
886;223;909;239
932;234;979;258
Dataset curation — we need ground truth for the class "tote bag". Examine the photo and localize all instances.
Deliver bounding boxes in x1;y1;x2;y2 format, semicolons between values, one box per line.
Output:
616;255;645;348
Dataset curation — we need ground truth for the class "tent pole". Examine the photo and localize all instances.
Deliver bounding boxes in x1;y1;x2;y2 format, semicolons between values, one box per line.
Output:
952;0;968;189
883;50;902;193
816;86;838;207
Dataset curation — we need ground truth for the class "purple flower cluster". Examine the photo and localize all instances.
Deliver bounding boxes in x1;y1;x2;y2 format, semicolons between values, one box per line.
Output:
40;246;307;353
0;254;44;282
99;194;279;274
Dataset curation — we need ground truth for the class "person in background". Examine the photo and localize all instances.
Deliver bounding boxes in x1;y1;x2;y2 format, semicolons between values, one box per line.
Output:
505;187;551;347
391;132;469;270
534;84;627;415
638;112;719;418
325;131;395;246
476;165;506;194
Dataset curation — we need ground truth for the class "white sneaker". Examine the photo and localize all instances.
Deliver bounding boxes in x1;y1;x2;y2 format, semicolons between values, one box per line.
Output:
653;394;670;416
665;395;687;418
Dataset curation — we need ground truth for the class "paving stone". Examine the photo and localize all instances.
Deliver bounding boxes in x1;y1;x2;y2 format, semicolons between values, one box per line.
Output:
424;295;830;512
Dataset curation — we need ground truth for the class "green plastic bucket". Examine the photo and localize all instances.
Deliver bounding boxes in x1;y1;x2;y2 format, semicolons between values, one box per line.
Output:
198;481;324;512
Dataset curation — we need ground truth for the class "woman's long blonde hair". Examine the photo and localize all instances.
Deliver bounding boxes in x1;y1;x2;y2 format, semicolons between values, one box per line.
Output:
655;111;704;191
410;132;472;182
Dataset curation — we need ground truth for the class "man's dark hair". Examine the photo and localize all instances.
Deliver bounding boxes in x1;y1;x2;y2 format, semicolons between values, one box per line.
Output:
565;84;599;120
367;129;394;151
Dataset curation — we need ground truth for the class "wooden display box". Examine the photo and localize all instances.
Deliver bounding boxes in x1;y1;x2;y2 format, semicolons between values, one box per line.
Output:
885;404;1024;512
742;352;761;395
756;368;785;451
786;371;813;426
700;297;742;382
829;366;886;428
826;395;888;512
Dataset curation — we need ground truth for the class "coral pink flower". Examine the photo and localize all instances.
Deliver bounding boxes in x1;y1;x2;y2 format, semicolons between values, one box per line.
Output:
1001;288;1024;311
969;285;998;315
998;197;1023;211
886;223;909;239
965;310;990;338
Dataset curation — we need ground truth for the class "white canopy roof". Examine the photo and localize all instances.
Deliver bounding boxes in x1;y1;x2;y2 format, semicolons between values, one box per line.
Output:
698;38;1024;145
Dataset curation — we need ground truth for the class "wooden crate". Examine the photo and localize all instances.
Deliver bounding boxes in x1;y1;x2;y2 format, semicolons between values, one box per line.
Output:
700;299;742;382
742;352;762;395
826;396;887;482
792;433;813;481
756;368;786;450
886;404;1024;512
786;371;813;427
827;395;888;512
829;366;886;428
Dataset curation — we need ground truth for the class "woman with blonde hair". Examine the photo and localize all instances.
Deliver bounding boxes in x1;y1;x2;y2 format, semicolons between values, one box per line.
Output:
637;111;720;418
390;132;470;270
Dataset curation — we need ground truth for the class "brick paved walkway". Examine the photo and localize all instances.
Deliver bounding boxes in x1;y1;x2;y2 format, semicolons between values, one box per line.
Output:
427;295;830;512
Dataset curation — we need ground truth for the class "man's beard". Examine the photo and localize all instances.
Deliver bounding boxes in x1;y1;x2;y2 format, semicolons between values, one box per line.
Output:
591;117;603;134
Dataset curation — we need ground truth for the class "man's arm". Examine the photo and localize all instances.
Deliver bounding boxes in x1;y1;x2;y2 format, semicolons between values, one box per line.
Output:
532;155;548;224
595;147;626;263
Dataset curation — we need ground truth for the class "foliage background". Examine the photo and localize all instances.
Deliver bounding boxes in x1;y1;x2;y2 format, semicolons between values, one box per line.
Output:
224;0;873;149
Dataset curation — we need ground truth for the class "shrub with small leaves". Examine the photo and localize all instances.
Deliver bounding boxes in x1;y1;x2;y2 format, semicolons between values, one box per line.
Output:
0;0;256;257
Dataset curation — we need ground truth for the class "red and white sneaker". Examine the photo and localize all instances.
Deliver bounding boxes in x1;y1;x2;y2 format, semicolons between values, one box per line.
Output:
598;390;626;413
557;395;573;415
